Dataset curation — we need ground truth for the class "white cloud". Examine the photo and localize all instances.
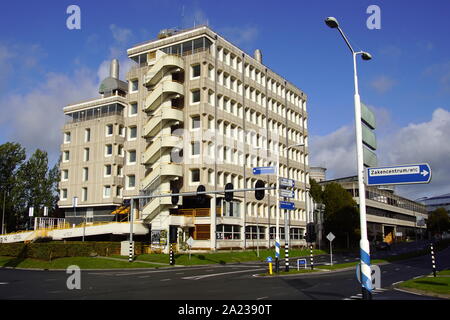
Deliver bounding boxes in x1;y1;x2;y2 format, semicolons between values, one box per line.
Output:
371;75;396;93
310;108;450;200
0;69;98;162
219;26;259;47
110;24;134;45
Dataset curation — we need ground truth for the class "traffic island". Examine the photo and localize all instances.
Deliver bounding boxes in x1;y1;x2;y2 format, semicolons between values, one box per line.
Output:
393;270;450;299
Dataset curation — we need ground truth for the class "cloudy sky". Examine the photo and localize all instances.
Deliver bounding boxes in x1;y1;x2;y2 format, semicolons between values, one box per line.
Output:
0;0;449;200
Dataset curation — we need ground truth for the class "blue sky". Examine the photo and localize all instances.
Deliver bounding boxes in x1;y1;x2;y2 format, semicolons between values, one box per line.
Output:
0;0;449;199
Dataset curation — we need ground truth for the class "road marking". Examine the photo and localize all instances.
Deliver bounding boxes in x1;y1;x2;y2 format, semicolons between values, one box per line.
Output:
0;282;8;285
182;268;264;280
394;288;425;297
98;266;218;276
138;276;150;279
176;272;184;275
392;281;403;286
160;279;171;281
395;268;400;271
257;296;268;300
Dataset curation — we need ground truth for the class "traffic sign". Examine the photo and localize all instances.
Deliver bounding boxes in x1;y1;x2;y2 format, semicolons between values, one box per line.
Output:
266;256;273;263
279;201;295;210
366;163;432;186
279;189;294;199
327;232;335;242
279;177;295;188
28;207;34;217
186;236;194;248
253;166;275;175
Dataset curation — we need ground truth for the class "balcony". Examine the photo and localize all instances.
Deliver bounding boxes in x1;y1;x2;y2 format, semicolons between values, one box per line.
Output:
142;107;184;138
142;135;182;165
144;54;185;87
144;81;184;112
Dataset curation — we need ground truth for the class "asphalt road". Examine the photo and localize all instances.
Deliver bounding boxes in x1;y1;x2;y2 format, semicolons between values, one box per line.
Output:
0;242;448;300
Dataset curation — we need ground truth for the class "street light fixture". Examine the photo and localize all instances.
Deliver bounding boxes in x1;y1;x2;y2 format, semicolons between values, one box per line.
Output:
325;16;373;300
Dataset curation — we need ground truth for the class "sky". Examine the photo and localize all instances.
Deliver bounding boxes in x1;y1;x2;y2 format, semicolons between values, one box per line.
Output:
0;0;449;200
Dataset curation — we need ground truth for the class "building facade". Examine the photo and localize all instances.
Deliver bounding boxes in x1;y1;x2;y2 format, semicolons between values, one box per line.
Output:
58;26;310;250
319;176;428;242
417;193;450;216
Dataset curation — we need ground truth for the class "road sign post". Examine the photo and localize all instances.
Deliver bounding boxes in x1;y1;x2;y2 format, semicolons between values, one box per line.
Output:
187;236;194;260
327;232;335;266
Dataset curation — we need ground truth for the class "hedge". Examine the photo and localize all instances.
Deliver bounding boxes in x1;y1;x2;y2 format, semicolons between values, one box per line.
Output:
0;241;149;261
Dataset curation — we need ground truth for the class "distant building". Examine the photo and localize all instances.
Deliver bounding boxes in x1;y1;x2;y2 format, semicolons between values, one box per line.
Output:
310;167;326;182
319;176;428;242
416;193;450;215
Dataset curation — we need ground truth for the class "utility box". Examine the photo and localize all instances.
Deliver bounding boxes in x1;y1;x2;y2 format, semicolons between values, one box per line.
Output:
121;241;134;256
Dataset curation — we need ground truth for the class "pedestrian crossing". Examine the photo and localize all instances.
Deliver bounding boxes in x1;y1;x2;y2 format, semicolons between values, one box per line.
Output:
343;288;388;300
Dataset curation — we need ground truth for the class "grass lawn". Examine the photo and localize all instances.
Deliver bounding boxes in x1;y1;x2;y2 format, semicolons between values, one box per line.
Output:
398;276;450;297
438;269;450;276
114;248;327;266
0;256;159;269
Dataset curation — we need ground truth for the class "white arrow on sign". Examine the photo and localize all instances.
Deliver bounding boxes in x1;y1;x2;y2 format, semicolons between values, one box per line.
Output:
421;170;429;177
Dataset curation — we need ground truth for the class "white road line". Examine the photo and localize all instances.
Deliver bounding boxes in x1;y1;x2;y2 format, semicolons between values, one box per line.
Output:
257;296;268;300
160;279;171;281
392;281;403;286
138;276;150;279
0;282;8;285
176;272;184;275
104;266;217;276
182;268;264;280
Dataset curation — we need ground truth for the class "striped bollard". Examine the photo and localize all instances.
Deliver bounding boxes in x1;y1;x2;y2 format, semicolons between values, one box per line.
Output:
360;239;373;300
310;245;314;270
430;243;436;277
170;243;175;266
275;241;280;273
285;243;290;272
128;241;133;262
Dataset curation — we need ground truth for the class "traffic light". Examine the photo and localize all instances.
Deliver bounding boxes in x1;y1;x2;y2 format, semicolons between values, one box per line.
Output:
255;180;265;200
171;186;179;206
305;223;316;243
196;185;206;205
225;183;234;202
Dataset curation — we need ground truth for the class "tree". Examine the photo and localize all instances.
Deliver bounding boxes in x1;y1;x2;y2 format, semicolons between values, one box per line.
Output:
309;178;323;203
322;183;359;248
428;208;450;235
0;142;26;232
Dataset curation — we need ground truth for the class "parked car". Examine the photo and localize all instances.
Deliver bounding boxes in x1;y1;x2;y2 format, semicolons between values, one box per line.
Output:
376;241;391;251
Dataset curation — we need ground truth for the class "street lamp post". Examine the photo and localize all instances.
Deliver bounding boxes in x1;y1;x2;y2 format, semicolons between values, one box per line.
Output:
325;16;373;300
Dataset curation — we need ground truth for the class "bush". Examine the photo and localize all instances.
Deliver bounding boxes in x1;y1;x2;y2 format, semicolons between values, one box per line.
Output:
0;241;141;261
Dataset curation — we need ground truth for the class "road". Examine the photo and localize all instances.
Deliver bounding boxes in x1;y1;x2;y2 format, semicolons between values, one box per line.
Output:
0;241;448;300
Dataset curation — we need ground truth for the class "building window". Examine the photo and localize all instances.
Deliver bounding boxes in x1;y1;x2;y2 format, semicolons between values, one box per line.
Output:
82;188;88;202
119;125;125;137
117;166;123;177
191;89;200;104
191;141;200;156
216;224;241;240
83;167;88;182
116;186;123;197
191;64;201;78
130;102;138;116
104;165;112;177
191;116;201;129
106;124;113;136
245;226;266;240
63;151;70;162
84;148;90;162
105;144;113;156
128;150;136;164
85;128;91;142
104;186;111;198
61;189;68;200
129;126;137;140
191;169;200;183
118;145;124;156
62;170;69;181
130;79;138;92
64;132;71;144
127;175;136;189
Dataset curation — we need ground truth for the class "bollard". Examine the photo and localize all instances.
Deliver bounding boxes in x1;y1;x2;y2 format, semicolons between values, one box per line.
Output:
430;243;436;277
269;262;273;275
310;245;314;270
285;243;290;272
170;243;175;266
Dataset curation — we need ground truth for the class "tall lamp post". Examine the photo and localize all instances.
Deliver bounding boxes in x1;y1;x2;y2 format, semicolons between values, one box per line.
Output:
325;16;373;300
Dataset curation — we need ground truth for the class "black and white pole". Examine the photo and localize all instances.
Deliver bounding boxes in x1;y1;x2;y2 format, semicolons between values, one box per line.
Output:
430;243;436;277
170;243;175;265
310;244;314;270
285;243;289;272
128;198;134;263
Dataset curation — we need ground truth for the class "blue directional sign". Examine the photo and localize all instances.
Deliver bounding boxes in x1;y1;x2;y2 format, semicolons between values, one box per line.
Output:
280;201;295;210
366;163;432;186
279;177;295;188
266;256;273;263
253;166;275;175
279;189;294;199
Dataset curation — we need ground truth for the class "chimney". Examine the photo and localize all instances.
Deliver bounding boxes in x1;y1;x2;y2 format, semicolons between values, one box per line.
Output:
110;59;119;79
254;49;262;63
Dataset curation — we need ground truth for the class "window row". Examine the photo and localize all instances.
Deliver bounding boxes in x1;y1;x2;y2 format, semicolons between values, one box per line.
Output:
62;147;137;164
